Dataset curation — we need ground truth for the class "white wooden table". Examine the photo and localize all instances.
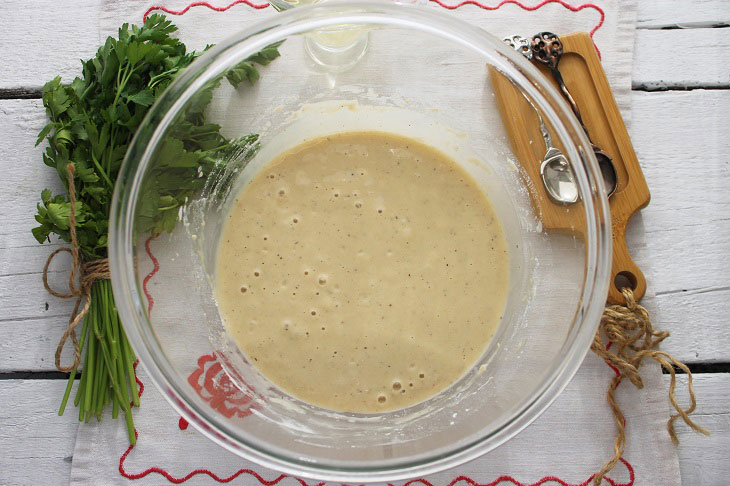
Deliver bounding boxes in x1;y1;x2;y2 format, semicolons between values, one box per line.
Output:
1;1;729;484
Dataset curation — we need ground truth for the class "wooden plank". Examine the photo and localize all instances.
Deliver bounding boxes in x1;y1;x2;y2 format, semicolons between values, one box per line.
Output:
630;89;730;362
674;374;730;486
637;0;730;28
0;88;42;99
0;0;100;91
0;98;78;372
655;288;730;364
0;100;65;249
632;28;730;89
0;380;77;485
630;90;730;293
0;317;78;373
0;0;729;91
1;273;76;321
0;374;726;484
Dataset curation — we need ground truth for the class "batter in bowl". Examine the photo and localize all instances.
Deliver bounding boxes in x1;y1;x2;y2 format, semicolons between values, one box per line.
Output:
215;131;509;412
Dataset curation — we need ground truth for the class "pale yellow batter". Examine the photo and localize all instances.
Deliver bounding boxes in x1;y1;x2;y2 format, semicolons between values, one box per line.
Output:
215;131;509;412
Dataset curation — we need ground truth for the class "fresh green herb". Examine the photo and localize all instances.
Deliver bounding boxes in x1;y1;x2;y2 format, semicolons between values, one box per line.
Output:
33;15;282;443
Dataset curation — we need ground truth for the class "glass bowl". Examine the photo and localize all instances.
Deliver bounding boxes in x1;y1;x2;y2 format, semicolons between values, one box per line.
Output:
110;2;611;482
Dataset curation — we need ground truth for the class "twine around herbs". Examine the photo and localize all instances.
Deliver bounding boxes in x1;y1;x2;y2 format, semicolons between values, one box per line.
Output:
42;163;110;372
591;287;710;485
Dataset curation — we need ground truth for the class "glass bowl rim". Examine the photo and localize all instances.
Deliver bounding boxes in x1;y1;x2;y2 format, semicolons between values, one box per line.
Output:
109;1;613;481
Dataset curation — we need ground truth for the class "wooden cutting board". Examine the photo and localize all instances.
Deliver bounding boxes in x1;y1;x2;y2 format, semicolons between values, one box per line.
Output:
490;32;650;305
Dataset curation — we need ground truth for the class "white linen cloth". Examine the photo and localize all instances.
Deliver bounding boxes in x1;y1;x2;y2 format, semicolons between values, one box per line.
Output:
70;1;686;484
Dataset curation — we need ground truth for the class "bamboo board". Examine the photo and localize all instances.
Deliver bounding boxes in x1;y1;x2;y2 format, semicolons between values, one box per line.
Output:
491;33;650;304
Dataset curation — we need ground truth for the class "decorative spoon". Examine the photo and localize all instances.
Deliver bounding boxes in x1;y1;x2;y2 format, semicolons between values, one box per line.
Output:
503;35;579;205
530;32;618;197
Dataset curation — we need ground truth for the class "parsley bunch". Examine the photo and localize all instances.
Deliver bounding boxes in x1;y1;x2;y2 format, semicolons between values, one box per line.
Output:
33;15;281;443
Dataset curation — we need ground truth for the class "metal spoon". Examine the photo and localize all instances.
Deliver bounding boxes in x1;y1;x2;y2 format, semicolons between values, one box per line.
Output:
503;35;579;205
530;32;618;197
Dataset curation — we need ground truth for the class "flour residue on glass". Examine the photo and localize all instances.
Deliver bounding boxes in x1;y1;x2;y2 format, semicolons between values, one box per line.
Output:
214;131;509;412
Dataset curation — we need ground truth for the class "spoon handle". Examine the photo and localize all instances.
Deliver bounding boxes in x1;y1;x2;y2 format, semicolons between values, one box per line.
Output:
530;32;585;127
551;68;584;127
503;35;554;151
531;31;618;197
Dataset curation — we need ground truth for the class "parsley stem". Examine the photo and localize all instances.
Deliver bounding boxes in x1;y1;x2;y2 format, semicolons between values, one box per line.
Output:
59;369;76;416
112;386;119;419
74;363;86;407
121;329;139;407
114;62;138;108
113;63;130;108
90;331;103;417
149;67;180;88
106;125;117;176
103;282;120;370
111;298;130;411
91;154;114;188
59;306;90;415
83;304;95;413
96;325;129;411
124;406;136;446
96;357;108;421
91;283;124;411
76;327;91;417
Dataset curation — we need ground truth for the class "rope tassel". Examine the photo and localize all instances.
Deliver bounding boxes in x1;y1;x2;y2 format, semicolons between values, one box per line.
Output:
591;288;710;485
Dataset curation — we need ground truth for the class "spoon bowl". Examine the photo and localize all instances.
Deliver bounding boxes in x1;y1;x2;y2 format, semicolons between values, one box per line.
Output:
540;148;579;205
595;148;618;197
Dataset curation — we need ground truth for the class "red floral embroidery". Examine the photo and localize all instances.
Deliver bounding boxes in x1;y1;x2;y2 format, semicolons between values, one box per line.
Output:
188;354;257;418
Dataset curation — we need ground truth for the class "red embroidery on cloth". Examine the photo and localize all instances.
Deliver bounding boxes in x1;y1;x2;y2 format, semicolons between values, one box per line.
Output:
140;0;605;55
132;360;145;405
187;354;257;418
428;0;604;37
429;0;604;57
120;431;321;485
144;0;269;23
391;461;634;485
142;235;160;315
179;417;189;430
